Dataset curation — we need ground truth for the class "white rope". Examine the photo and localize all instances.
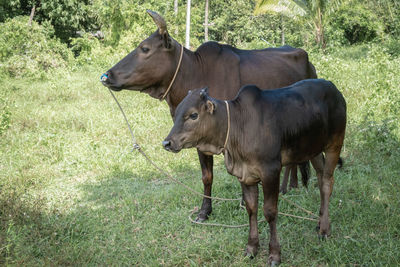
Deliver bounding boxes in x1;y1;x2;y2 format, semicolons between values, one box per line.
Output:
161;44;184;100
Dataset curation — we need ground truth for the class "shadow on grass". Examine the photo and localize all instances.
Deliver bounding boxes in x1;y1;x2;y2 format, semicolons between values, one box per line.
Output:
0;162;242;265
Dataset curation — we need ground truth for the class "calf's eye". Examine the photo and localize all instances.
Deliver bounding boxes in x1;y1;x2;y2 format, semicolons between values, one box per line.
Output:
141;47;150;53
189;113;198;120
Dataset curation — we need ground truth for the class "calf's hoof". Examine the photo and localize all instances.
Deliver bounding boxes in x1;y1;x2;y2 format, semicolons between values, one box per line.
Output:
195;213;208;222
196;208;212;222
239;198;246;209
279;187;287;195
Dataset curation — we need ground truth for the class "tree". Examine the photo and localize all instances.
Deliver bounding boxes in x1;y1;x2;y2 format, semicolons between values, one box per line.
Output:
185;0;191;48
204;0;209;42
254;0;341;47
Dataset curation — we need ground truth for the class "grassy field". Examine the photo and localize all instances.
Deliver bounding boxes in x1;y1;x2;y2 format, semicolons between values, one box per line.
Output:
1;45;400;266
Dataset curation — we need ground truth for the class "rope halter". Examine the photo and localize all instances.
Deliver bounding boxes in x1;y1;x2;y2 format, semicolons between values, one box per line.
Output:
161;44;184;100
223;100;230;149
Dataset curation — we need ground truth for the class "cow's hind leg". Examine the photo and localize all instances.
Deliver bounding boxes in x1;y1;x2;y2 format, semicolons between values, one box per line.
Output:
317;148;341;238
310;153;325;233
240;182;259;258
288;164;298;190
196;150;213;222
279;166;291;194
261;163;281;266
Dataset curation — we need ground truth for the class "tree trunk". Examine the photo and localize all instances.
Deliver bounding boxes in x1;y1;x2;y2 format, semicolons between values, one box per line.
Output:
174;0;178;35
280;14;285;46
28;4;36;26
315;6;325;49
185;0;191;49
204;0;209;42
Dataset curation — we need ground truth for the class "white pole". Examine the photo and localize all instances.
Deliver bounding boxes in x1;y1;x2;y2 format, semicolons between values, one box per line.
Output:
185;0;191;49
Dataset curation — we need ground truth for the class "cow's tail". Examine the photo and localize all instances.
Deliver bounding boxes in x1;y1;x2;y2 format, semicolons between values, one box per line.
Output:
308;61;318;79
299;161;310;188
322;154;344;169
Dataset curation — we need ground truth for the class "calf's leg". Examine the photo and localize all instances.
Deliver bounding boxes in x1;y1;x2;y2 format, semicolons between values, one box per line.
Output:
240;182;259;257
261;164;281;266
197;150;213;222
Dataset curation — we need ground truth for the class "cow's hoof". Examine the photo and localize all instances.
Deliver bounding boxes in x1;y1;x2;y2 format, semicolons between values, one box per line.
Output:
270;260;280;267
318;234;328;241
279;188;287;195
244;251;255;259
268;254;280;266
244;245;258;259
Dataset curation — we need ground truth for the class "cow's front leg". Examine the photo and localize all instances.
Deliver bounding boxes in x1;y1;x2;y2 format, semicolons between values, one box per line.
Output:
240;182;259;258
261;163;281;266
196;150;214;222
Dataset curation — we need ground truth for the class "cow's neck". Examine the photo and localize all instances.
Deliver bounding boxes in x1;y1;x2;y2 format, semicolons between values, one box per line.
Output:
164;47;206;117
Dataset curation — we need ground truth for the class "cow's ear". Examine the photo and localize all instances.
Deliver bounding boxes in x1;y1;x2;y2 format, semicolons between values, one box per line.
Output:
147;10;171;48
161;32;172;49
206;100;216;114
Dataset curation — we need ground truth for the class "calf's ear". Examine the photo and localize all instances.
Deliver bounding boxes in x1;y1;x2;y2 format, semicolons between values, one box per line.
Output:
206;100;216;114
200;87;209;100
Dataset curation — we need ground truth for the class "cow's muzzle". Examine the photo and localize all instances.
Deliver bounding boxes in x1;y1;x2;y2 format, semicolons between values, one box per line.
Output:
100;72;123;91
162;139;181;153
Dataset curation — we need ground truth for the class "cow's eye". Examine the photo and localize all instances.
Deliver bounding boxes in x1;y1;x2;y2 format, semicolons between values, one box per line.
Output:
141;47;150;53
189;113;198;120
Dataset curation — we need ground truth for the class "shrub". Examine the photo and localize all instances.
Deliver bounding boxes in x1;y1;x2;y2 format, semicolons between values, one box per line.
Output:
327;4;384;45
0;16;74;78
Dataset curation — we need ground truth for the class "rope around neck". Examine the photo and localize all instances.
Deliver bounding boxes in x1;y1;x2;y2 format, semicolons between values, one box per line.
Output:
161;44;184;100
223;100;230;149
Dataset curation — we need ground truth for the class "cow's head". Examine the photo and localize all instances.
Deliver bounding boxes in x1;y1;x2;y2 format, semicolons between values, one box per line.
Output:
101;10;180;99
163;88;225;155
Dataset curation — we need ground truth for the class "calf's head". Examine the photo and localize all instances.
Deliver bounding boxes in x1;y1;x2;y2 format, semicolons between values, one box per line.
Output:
101;10;180;99
163;88;225;155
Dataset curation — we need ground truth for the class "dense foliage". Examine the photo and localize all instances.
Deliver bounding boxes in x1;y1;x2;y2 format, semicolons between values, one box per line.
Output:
0;16;73;77
0;0;399;77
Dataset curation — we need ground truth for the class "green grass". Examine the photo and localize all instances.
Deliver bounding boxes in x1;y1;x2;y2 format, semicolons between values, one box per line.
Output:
1;45;400;266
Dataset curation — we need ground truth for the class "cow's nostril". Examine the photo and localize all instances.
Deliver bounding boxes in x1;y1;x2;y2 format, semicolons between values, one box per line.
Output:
162;140;171;149
100;73;109;82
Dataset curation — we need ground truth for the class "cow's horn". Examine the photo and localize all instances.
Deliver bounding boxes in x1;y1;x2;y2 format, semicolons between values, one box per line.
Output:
146;10;168;35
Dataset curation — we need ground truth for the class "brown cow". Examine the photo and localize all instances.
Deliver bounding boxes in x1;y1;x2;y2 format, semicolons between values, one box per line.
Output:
163;80;346;265
101;10;317;222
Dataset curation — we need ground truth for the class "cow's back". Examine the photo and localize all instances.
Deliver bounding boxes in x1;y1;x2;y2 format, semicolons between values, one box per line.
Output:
238;46;316;89
195;42;317;101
